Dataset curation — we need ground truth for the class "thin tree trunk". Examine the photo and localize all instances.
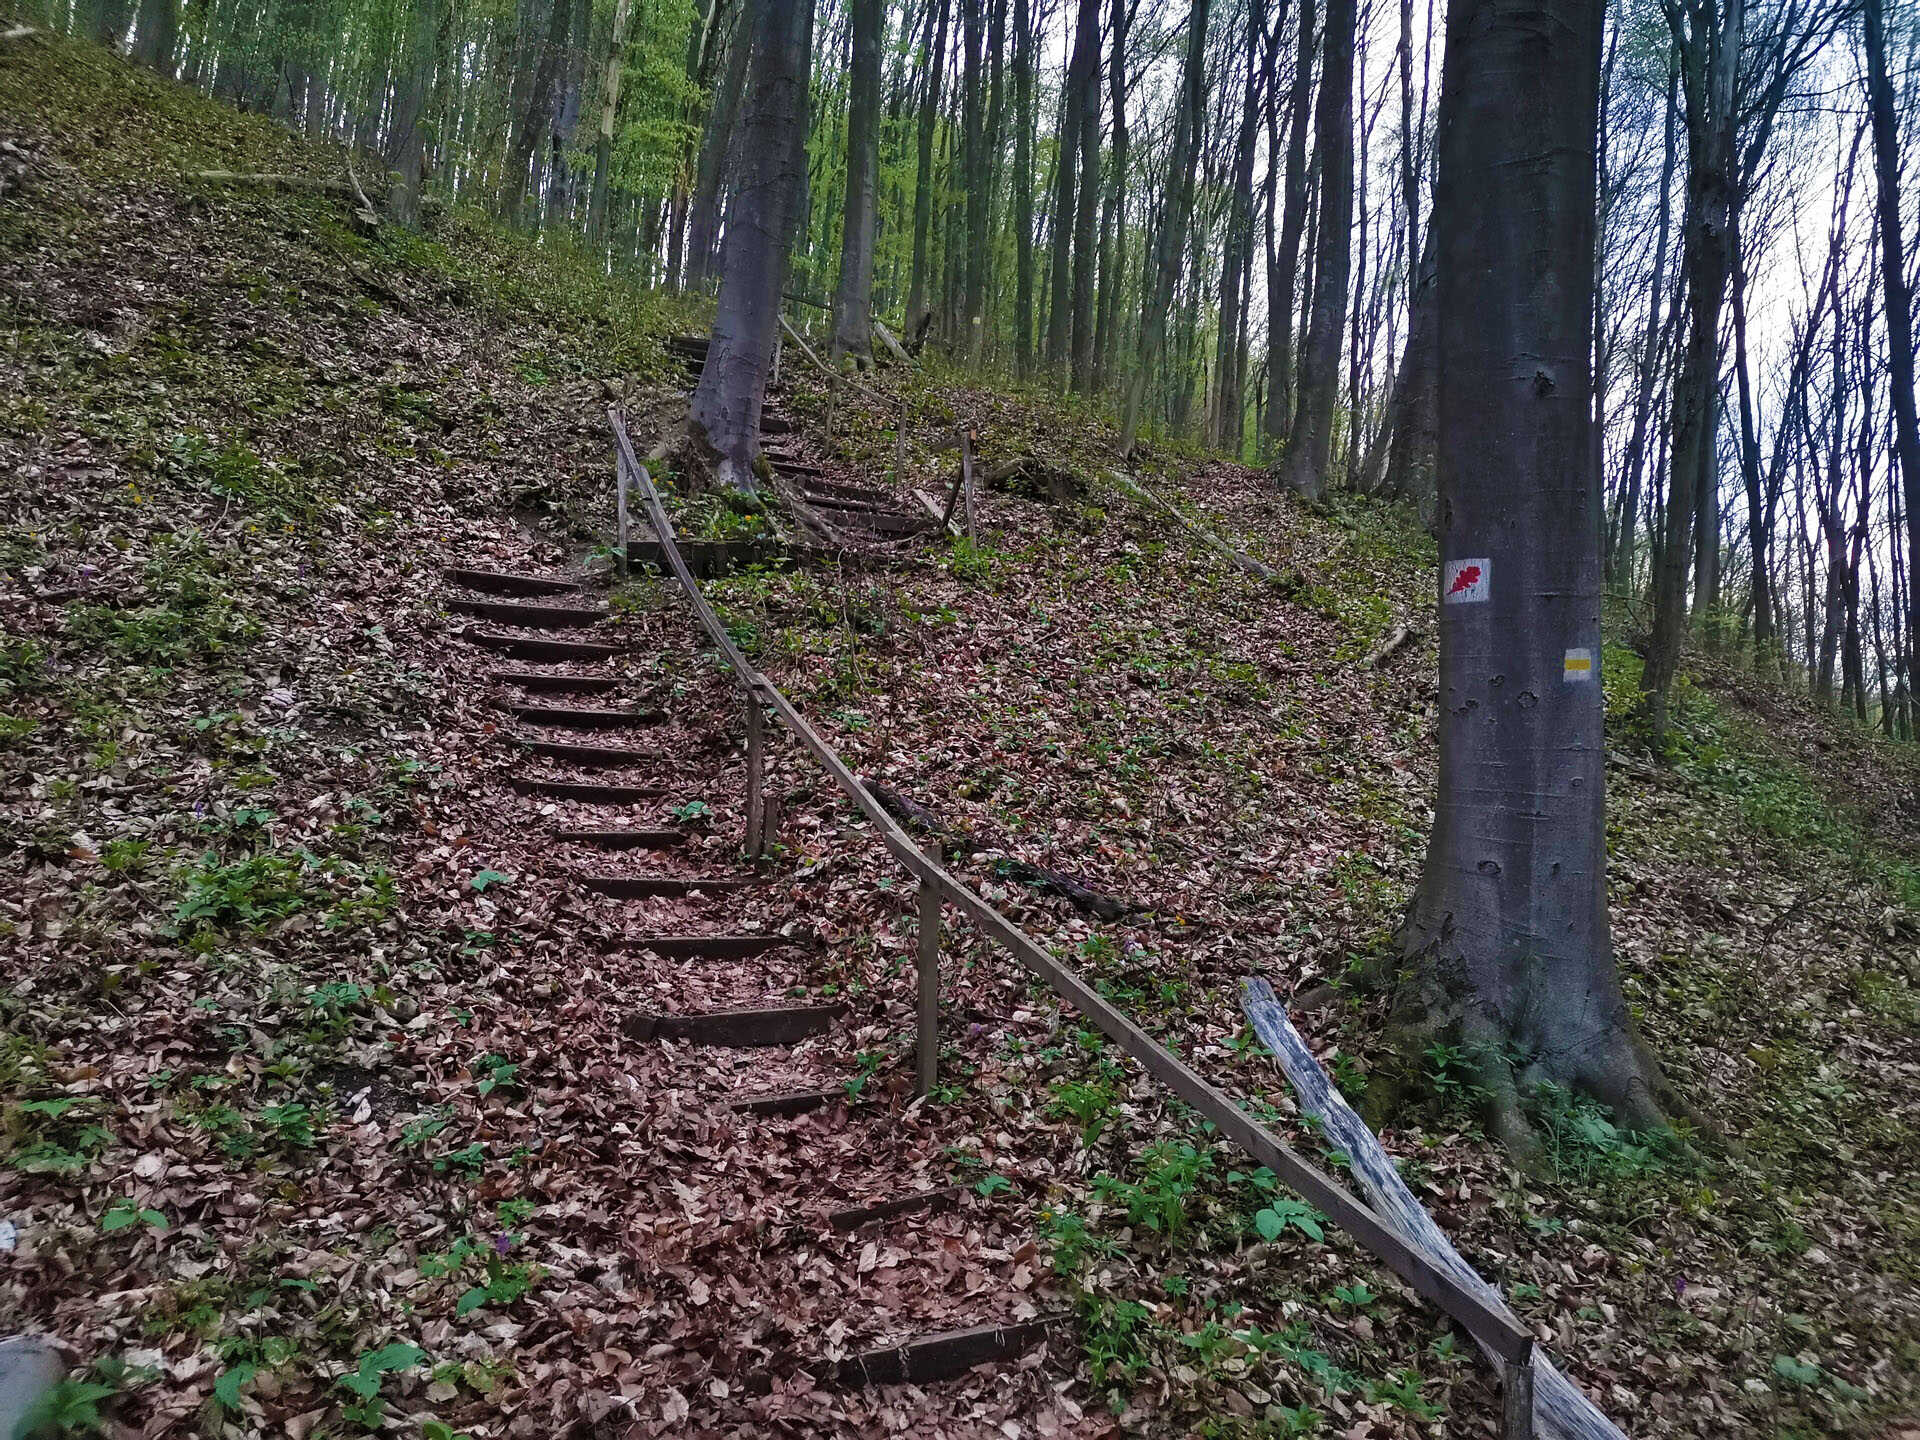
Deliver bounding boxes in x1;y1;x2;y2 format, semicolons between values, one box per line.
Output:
1264;0;1315;444
833;0;884;362
1277;0;1354;500
1092;0;1132;394
501;0;572;226
1012;0;1036;375
685;8;752;291
588;0;635;244
1212;4;1264;452
1068;0;1102;391
385;0;438;226
1608;57;1676;590
908;0;953;337
1119;0;1210;454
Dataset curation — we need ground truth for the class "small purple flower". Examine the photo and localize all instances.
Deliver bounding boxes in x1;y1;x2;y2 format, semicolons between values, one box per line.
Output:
494;1232;515;1256
1673;1274;1688;1297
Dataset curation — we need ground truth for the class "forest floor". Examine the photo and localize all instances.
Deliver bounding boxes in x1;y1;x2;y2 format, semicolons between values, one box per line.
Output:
5;33;1920;1440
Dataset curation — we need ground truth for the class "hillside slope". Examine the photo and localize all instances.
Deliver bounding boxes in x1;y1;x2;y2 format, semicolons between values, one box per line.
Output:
4;36;1919;1440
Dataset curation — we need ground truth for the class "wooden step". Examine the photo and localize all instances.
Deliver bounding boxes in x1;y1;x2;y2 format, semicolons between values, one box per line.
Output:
580;873;751;898
833;1318;1062;1387
520;739;655;767
449;598;609;629
556;828;684;849
509;704;664;729
617;933;789;959
446;567;579;597
491;670;620;694
623;1002;846;1047
510;777;664;803
465;630;620;663
730;1087;847;1117
760;414;795;436
826;1188;960;1232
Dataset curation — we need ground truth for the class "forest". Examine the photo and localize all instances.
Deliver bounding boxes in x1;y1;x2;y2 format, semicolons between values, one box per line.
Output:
21;0;1920;740
2;0;1920;1433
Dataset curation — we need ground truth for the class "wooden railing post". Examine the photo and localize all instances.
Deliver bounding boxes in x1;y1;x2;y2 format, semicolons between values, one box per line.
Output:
917;841;941;1097
615;456;631;580
1502;1343;1536;1440
960;427;977;542
894;396;907;487
744;695;765;859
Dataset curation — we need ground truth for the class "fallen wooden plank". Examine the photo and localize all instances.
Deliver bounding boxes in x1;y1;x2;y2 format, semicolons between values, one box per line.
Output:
1240;978;1614;1440
446;567;579;597
1105;469;1294;586
833;1317;1062;1387
580;873;752;898
449;598;608;629
622;1002;846;1046
510;777;663;803
730;1086;846;1117
464;630;619;663
913;489;961;538
826;1187;959;1231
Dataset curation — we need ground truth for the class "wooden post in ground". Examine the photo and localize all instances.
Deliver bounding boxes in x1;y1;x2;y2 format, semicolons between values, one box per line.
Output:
826;375;839;438
744;696;765;858
1503;1345;1537;1440
895;397;908;486
917;842;941;1096
960;428;977;542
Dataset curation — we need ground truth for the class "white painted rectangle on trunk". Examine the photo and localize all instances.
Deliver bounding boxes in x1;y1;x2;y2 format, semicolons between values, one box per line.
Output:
1563;648;1594;682
1442;558;1490;604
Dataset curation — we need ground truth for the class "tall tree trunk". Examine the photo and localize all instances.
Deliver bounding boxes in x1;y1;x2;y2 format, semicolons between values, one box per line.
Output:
1012;0;1036;375
1119;0;1211;454
961;0;990;360
1608;57;1677;590
132;0;178;72
1403;0;1670;1148
685;8;752;292
1367;230;1436;518
1068;0;1102;391
1091;0;1132;394
689;0;815;492
1212;6;1265;452
907;0;953;337
832;0;884;363
501;0;572;227
1045;10;1084;378
1640;0;1741;750
1277;0;1354;500
1264;0;1315;444
1730;217;1774;667
1863;0;1920;734
588;0;635;245
385;0;439;226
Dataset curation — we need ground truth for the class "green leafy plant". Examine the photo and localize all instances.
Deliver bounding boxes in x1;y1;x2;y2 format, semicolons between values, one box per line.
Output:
469;869;511;892
336;1342;426;1428
472;1055;519;1096
1252;1198;1325;1243
101;1197;167;1233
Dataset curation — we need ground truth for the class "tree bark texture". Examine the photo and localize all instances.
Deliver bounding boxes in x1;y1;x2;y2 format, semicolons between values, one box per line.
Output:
832;0;883;362
1278;0;1354;500
689;0;814;492
1404;0;1667;1140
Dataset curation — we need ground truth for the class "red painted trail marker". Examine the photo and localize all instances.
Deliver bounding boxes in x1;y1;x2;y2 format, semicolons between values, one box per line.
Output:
1443;558;1491;604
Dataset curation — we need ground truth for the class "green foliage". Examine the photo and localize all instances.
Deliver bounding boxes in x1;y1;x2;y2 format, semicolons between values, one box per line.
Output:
336;1342;426;1427
1091;1140;1213;1238
101;1197;168;1233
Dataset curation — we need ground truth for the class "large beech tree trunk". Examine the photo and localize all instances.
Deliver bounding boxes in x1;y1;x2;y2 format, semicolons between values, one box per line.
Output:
689;0;814;492
1276;0;1354;500
1401;0;1671;1148
587;0;635;244
831;0;883;363
1067;0;1101;391
1012;0;1036;374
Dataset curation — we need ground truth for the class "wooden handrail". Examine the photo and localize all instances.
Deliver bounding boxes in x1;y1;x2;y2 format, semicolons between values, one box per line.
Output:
607;409;1539;1376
